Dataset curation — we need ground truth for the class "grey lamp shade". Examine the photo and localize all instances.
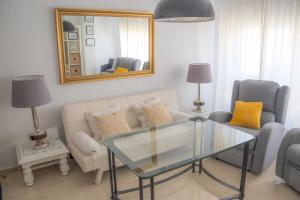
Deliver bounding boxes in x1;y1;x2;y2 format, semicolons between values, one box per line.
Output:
154;0;215;23
187;63;212;83
63;20;75;32
12;75;51;108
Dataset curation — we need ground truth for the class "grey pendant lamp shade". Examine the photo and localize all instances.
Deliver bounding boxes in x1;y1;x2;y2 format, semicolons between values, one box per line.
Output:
12;75;51;108
154;0;215;22
63;20;75;32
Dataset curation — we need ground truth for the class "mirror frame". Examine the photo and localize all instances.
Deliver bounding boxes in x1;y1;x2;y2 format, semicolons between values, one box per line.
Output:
55;8;155;84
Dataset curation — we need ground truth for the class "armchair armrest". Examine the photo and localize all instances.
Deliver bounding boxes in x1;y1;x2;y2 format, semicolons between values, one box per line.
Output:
101;64;112;72
276;128;300;178
208;111;232;123
252;122;286;174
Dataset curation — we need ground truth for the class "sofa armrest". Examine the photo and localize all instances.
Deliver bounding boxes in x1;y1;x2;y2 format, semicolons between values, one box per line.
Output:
276;128;300;178
170;111;193;122
252;122;286;174
208;111;232;124
72;131;100;155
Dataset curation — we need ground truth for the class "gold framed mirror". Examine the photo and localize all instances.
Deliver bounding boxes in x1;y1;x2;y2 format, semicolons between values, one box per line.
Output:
55;8;154;84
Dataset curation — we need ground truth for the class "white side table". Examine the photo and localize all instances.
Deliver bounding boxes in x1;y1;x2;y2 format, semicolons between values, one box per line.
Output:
184;109;213;119
16;127;70;186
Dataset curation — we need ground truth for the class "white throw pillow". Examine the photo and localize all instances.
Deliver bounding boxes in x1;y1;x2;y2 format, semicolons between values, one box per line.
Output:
84;105;121;139
72;131;100;155
131;97;162;128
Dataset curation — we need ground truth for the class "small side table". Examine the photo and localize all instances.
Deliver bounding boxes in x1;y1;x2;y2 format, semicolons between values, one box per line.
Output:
16;127;70;186
184;109;213;119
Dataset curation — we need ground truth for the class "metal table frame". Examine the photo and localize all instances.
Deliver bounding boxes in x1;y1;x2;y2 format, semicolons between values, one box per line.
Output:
107;142;251;200
0;180;2;200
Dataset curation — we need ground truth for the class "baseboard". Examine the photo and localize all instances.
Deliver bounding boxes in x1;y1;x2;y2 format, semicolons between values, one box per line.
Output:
0;166;20;200
0;166;20;177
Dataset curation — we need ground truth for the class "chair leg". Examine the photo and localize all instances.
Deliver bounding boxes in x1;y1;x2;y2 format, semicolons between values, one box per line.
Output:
95;169;104;185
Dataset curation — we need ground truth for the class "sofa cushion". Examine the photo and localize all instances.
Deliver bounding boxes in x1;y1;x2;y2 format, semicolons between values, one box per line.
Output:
142;102;173;127
84;105;121;139
95;111;131;138
286;144;300;167
131;97;161;128
238;79;279;112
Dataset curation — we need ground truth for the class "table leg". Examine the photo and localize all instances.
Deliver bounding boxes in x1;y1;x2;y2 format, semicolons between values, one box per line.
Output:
59;156;70;176
240;143;250;200
107;149;115;200
199;160;202;174
150;177;154;200
23;166;34;186
139;178;143;200
112;153;119;200
192;162;195;173
0;180;2;200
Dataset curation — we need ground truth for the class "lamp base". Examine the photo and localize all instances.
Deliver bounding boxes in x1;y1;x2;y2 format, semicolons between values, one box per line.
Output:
30;129;49;149
193;99;205;113
32;140;49;149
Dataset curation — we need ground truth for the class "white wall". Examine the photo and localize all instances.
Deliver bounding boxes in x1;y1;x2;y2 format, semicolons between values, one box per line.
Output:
94;17;121;69
0;0;215;170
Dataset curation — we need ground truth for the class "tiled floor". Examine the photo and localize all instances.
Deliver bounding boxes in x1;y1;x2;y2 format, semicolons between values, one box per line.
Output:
1;159;299;200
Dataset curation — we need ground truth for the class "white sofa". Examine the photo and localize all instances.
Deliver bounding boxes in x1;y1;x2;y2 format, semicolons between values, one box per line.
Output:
61;89;189;184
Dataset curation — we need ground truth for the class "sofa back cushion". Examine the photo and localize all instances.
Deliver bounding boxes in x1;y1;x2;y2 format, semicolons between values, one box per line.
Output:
62;89;180;143
94;111;131;138
142;102;174;127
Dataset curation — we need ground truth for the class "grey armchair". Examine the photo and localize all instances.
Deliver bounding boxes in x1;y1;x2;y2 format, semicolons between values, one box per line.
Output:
209;79;290;174
101;57;141;73
276;129;300;192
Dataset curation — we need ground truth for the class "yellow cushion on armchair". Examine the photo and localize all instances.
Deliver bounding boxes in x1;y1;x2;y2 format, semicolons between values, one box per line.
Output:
229;101;263;129
114;67;129;73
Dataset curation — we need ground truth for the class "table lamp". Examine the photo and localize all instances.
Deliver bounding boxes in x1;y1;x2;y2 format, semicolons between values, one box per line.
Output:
187;63;212;113
12;75;52;149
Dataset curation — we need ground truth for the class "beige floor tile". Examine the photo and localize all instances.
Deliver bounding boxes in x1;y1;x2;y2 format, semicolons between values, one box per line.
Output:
1;159;299;200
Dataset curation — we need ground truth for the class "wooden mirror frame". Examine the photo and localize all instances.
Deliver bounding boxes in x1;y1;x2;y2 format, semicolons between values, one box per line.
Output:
55;8;155;84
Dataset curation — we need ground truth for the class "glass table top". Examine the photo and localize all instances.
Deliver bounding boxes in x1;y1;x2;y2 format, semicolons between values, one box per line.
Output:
102;117;256;178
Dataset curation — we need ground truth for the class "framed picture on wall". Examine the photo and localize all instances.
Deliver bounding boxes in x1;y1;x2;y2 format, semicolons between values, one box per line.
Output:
86;38;95;46
86;25;94;35
84;16;94;23
68;32;78;40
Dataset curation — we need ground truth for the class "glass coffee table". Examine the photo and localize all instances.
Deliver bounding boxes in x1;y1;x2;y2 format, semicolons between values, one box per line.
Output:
102;117;255;200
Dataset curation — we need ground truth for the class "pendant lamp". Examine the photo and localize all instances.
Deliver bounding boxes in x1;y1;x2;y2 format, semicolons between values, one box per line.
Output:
154;0;215;23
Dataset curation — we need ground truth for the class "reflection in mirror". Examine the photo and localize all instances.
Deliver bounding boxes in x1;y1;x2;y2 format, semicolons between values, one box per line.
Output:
62;15;150;78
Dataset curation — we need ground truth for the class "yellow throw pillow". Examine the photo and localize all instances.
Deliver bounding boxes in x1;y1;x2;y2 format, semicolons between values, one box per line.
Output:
142;102;173;127
95;111;131;138
114;67;129;73
229;101;263;129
